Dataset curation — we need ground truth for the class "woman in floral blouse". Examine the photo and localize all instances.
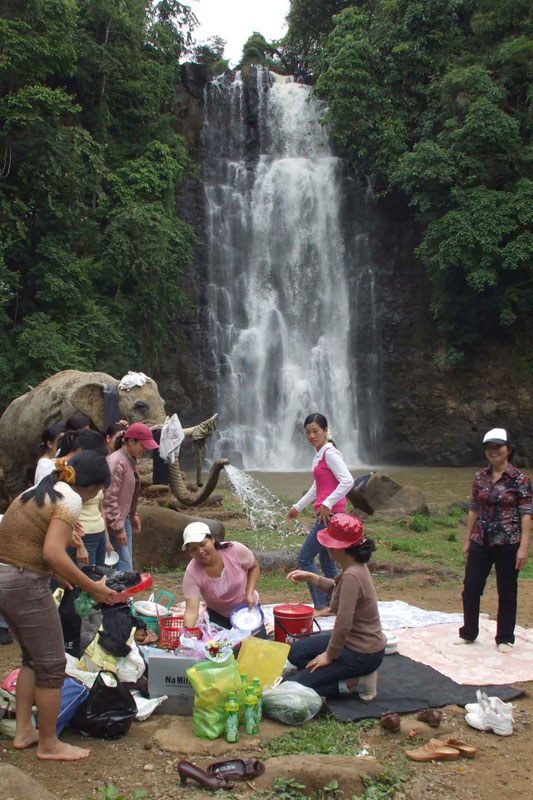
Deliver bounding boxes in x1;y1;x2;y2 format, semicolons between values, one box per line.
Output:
457;428;531;652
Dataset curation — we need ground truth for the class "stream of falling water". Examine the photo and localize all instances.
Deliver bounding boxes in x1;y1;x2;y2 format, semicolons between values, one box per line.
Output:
224;464;305;539
204;68;371;470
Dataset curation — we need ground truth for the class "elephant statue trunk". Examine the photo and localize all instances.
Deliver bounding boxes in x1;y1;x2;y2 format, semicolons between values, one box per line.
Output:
168;458;229;507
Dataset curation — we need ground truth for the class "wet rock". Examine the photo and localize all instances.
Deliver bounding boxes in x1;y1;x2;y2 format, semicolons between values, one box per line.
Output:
0;765;59;800
364;474;402;508
380;485;429;518
135;505;225;570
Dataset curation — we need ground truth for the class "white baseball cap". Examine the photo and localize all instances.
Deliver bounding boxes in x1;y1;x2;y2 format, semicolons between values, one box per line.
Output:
483;428;509;446
182;521;211;551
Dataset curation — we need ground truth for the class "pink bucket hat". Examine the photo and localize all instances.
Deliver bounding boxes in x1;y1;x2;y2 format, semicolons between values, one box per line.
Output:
317;513;364;549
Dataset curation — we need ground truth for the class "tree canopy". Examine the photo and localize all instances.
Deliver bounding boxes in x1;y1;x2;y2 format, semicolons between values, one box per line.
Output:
0;0;198;406
283;0;533;361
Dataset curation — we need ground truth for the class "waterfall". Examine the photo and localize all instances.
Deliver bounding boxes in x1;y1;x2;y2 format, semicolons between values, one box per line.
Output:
203;68;378;470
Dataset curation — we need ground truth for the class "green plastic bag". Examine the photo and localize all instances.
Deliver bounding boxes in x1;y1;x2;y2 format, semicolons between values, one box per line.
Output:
187;655;244;740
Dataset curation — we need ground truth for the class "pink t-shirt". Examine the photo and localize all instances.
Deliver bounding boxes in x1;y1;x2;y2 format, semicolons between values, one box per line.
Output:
183;542;259;618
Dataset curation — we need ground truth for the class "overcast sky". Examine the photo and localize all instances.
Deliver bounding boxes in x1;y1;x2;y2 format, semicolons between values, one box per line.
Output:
190;0;291;66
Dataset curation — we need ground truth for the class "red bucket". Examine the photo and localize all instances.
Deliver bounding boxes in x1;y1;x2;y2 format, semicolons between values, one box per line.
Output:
273;604;314;643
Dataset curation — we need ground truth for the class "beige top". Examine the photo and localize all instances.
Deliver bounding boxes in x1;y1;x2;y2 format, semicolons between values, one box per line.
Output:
0;482;82;575
78;489;105;535
317;562;386;658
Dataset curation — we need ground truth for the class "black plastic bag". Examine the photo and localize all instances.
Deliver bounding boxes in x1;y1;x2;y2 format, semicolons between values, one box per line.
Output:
71;670;137;739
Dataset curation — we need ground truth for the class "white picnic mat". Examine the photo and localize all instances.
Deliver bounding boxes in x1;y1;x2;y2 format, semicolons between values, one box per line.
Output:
261;600;463;632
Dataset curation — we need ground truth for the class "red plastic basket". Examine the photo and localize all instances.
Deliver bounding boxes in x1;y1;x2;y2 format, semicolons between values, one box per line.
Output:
158;615;184;650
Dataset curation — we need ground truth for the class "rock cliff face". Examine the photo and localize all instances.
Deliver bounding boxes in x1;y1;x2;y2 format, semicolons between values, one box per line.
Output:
158;66;533;468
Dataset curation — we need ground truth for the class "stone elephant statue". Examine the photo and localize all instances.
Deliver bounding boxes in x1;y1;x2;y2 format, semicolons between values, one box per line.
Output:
0;369;228;503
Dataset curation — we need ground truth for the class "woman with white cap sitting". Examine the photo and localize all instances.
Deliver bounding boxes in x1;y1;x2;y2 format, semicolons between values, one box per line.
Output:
457;428;531;652
182;522;264;635
285;513;386;699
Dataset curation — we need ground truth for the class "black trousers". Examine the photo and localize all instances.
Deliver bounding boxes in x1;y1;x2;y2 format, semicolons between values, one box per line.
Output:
459;541;519;645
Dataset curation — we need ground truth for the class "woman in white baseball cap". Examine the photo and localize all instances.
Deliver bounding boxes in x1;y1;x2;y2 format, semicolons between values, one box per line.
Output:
181;522;264;635
457;428;531;652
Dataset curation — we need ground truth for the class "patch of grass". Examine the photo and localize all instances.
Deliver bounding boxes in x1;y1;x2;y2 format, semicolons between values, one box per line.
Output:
354;762;412;800
264;714;373;757
88;786;148;800
408;515;432;533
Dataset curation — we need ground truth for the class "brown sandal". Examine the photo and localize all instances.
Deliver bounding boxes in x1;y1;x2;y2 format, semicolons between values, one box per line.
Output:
416;708;443;727
444;738;476;758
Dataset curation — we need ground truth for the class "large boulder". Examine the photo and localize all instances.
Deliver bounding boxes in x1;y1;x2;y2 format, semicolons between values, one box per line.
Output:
380;485;429;518
0;765;59;800
253;755;384;797
363;473;402;509
134;505;225;571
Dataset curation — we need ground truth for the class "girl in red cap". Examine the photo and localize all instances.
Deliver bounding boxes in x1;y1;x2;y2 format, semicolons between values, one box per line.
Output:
286;513;386;699
102;423;158;571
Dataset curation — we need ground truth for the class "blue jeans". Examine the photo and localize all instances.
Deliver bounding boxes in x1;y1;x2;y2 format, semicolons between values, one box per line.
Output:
297;517;338;608
83;532;107;568
109;517;133;572
287;632;384;698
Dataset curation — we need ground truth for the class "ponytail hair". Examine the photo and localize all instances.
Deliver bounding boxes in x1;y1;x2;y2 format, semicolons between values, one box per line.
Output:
37;422;65;456
22;451;111;507
57;429;106;458
344;538;376;563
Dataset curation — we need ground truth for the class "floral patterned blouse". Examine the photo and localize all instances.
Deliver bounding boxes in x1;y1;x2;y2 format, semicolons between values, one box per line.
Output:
468;464;532;546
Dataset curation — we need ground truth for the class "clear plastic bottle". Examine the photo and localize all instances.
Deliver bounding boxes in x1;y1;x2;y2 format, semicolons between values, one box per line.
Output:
252;677;263;723
244;686;258;735
224;691;239;743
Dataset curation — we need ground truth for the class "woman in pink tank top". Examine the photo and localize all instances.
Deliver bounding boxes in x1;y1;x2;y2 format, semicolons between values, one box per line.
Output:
287;413;354;614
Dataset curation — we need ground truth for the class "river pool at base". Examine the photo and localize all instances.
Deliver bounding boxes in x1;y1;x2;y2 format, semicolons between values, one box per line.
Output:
244;467;478;508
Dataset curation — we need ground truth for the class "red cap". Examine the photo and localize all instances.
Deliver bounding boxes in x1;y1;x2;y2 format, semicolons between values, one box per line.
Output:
124;422;158;450
317;513;364;549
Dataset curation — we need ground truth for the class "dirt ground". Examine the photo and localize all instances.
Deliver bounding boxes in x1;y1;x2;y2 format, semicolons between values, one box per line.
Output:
1;575;532;799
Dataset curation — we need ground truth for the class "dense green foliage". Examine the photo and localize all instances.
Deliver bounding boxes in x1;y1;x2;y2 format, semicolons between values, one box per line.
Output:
0;0;198;406
284;0;533;359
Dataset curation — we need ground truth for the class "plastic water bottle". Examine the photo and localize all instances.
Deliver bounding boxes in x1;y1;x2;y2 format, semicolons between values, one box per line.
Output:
252;677;262;723
244;687;258;735
224;692;239;743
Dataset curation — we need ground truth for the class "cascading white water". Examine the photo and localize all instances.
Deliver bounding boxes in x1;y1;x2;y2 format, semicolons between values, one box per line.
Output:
203;69;364;470
223;464;305;538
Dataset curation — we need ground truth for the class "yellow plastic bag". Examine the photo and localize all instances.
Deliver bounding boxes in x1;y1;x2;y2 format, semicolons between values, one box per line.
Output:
237;637;290;688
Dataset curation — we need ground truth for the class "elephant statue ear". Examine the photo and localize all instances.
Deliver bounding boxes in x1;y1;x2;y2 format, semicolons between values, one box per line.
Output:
71;382;106;432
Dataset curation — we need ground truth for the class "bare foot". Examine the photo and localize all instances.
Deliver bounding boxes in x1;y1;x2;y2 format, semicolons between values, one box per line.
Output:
13;727;39;749
37;741;91;761
313;607;331;618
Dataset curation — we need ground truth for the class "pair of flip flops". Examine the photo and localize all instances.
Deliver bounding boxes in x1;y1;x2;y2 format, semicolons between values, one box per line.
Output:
207;757;265;780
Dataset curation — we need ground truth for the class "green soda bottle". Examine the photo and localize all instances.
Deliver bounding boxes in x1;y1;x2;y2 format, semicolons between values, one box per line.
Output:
244;687;258;735
224;692;239;743
240;672;248;688
252;677;263;723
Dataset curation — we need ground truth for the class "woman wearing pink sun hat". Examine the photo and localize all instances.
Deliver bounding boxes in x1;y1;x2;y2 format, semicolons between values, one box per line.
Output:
285;513;386;699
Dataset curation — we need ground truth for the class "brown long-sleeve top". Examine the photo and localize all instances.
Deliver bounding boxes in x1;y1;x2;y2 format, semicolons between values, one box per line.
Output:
317;562;386;659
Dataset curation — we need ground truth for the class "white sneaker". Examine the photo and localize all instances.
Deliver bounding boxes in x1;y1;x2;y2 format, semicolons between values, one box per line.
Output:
497;643;514;653
465;690;514;720
465;705;513;736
